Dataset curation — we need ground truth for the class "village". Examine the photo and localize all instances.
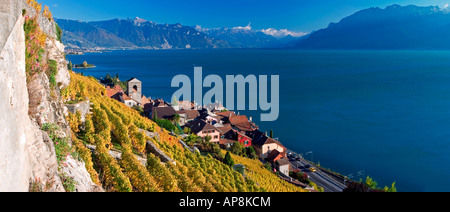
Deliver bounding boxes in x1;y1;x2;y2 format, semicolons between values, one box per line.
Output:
103;77;321;190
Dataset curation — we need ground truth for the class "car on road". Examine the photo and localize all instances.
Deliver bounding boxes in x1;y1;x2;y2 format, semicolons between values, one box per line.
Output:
309;167;317;172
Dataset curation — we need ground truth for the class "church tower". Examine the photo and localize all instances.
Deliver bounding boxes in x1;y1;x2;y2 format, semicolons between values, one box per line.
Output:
127;78;142;103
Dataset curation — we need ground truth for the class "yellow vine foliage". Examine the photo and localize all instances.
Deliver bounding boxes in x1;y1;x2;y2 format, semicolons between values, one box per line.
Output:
66;111;101;185
27;0;42;13
24;15;47;82
67;112;81;133
66;71;306;192
71;133;101;185
43;5;53;21
230;152;305;192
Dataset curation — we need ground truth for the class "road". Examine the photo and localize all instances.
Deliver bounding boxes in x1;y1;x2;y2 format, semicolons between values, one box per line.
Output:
289;159;347;192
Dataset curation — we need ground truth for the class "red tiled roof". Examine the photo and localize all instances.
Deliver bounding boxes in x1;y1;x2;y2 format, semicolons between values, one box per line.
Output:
215;111;236;118
113;85;123;92
122;93;133;101
177;109;201;120
217;124;233;134
152;107;177;120
106;88;118;98
219;138;236;146
229;115;253;132
141;96;151;105
188;119;218;134
249;130;286;150
106;85;124;98
266;150;283;163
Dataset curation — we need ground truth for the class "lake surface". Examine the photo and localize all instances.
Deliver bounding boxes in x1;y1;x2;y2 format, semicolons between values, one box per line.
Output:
68;49;450;192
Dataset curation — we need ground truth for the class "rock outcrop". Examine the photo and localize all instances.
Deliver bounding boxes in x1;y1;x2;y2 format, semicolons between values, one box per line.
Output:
0;0;99;192
0;2;32;191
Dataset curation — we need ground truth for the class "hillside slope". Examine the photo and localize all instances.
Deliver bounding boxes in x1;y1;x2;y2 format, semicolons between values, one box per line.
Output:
1;0;304;192
65;72;305;192
55;19;136;49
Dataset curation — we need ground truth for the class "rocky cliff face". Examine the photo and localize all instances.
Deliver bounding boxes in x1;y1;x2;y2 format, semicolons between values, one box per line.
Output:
0;0;31;191
0;0;100;192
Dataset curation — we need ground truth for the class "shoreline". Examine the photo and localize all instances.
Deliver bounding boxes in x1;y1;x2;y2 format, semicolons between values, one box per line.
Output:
70;66;352;192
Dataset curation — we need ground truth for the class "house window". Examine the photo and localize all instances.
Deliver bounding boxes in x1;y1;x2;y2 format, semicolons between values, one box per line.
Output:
244;141;249;145
214;135;219;139
203;131;207;134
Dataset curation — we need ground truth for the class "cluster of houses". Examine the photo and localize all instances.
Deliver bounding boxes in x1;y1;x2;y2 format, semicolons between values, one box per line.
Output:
104;78;291;176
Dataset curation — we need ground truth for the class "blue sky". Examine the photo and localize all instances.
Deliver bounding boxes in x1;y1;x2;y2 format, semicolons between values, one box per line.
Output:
41;0;450;34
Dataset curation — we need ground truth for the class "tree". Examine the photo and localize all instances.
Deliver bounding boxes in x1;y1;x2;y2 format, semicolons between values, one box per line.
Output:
173;114;181;125
230;141;244;156
183;127;191;134
290;171;310;184
55;23;62;42
246;146;257;159
105;73;112;82
152;109;158;120
264;162;272;172
172;95;179;106
154;118;179;134
204;135;212;143
224;152;234;167
384;182;397;192
82;61;88;68
344;176;396;192
68;61;73;71
183;134;200;144
365;176;378;190
269;130;273;138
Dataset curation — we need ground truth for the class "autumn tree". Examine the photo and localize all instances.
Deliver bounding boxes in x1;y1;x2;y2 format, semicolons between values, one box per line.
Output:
224;152;234;167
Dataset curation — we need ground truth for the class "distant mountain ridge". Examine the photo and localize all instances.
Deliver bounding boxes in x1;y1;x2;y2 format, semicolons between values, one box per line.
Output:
57;5;450;50
55;19;136;49
197;26;279;48
295;4;450;50
56;18;297;49
56;18;229;49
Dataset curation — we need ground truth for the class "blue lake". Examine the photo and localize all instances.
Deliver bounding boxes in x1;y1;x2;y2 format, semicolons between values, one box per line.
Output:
68;49;450;192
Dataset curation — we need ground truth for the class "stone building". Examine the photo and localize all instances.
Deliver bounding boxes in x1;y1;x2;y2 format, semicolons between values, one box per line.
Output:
127;78;142;103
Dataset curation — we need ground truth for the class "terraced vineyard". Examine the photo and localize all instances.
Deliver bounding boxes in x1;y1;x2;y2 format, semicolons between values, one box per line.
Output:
65;71;305;192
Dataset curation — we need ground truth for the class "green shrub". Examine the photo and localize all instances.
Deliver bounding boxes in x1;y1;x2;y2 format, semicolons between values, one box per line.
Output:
60;173;77;192
42;123;77;164
55;24;62;42
224;152;234;167
154;118;182;134
47;59;58;88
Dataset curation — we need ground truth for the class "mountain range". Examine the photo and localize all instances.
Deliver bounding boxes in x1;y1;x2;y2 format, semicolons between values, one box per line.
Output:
57;4;450;50
295;4;450;50
55;18;296;49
